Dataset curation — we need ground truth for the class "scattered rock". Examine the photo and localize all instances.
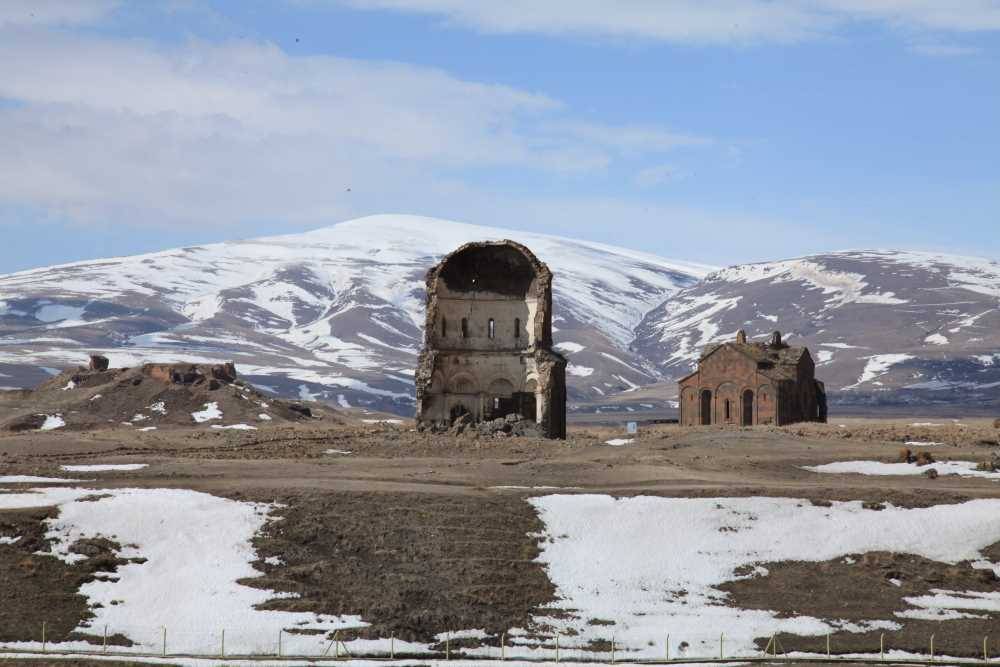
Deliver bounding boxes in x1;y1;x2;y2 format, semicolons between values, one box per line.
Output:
923;468;939;479
475;414;542;438
211;362;238;384
88;354;110;372
975;453;1000;472
450;412;474;435
1;414;47;433
288;404;313;419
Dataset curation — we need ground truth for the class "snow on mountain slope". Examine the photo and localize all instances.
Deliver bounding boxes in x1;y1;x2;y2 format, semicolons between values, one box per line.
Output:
0;215;709;413
633;250;1000;408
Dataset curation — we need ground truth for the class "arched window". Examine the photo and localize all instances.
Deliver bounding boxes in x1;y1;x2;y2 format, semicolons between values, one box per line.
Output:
724;399;731;421
514;318;520;339
488;318;496;339
461;318;468;338
441;317;447;337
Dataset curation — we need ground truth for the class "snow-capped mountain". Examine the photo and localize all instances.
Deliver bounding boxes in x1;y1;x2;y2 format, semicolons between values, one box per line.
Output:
0;215;710;413
633;250;1000;409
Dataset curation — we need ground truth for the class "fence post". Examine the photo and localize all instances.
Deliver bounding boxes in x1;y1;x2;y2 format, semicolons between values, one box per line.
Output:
162;626;167;657
41;621;46;653
826;632;831;659
278;629;282;657
220;628;225;658
103;624;108;653
390;633;395;659
446;630;451;660
501;631;506;661
666;633;670;660
720;632;725;660
611;633;616;664
556;633;560;663
930;633;934;662
985;636;990;664
880;632;884;662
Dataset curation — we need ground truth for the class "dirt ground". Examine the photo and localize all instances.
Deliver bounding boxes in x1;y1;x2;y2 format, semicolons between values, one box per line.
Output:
1;413;1000;660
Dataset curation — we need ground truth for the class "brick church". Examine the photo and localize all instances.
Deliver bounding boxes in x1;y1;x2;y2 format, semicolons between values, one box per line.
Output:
678;330;826;427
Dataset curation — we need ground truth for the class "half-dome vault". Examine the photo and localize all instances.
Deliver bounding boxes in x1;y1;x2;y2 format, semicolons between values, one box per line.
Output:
415;240;567;438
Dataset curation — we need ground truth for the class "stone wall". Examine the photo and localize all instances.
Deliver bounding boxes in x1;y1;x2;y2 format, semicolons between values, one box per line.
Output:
416;241;566;438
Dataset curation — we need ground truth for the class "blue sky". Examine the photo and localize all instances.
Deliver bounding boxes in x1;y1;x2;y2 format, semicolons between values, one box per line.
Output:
1;0;998;272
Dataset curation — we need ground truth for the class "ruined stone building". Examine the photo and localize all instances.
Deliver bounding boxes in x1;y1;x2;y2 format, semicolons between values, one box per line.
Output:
415;240;567;438
678;330;827;427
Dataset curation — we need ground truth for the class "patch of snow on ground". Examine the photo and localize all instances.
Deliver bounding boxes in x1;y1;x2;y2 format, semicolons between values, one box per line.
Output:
137;427;157;432
361;418;403;424
897;591;1000;621
847;354;914;388
567;364;594;377
61;380;75;391
713;259;908;309
211;424;258;431
804;460;1000;480
816;350;833;364
0;487;365;655
60;464;148;472
39;414;65;431
905;441;945;447
528;495;1000;659
324;449;352;455
0;536;21;545
191;402;222;423
258;413;272;421
149;401;167;414
553;342;585;354
924;333;949;345
89;394;101;401
35;303;87;324
603;438;634;446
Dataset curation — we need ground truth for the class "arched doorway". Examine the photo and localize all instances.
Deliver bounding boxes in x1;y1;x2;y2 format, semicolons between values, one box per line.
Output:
742;390;754;426
700;389;712;425
486;378;516;419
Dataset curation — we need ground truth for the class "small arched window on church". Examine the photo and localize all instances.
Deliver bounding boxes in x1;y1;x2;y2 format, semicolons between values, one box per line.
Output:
461;318;468;338
514;317;520;339
441;317;447;338
724;399;731;422
488;318;496;339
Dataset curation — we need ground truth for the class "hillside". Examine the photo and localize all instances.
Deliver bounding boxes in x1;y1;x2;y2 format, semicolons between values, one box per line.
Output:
633;251;1000;409
0;215;710;414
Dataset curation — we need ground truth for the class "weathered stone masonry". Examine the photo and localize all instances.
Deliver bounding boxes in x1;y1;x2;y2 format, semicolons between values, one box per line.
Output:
415;240;567;438
678;330;827;427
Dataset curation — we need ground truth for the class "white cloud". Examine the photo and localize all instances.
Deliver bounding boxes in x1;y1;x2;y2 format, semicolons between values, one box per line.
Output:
907;42;981;57
635;164;684;188
337;0;1000;44
0;28;710;228
0;0;118;27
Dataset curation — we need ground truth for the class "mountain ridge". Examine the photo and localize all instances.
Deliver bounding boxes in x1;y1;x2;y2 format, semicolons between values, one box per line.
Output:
1;217;998;414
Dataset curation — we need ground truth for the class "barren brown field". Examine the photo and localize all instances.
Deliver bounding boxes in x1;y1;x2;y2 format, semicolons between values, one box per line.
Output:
2;413;999;661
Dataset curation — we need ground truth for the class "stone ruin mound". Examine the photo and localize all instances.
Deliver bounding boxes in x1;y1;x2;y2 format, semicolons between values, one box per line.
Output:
430;411;543;438
0;355;335;433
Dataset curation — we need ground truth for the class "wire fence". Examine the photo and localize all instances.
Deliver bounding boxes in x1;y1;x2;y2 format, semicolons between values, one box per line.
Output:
0;624;995;666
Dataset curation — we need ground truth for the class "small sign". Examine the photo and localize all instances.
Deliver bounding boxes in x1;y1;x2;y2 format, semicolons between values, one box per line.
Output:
626;421;638;434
